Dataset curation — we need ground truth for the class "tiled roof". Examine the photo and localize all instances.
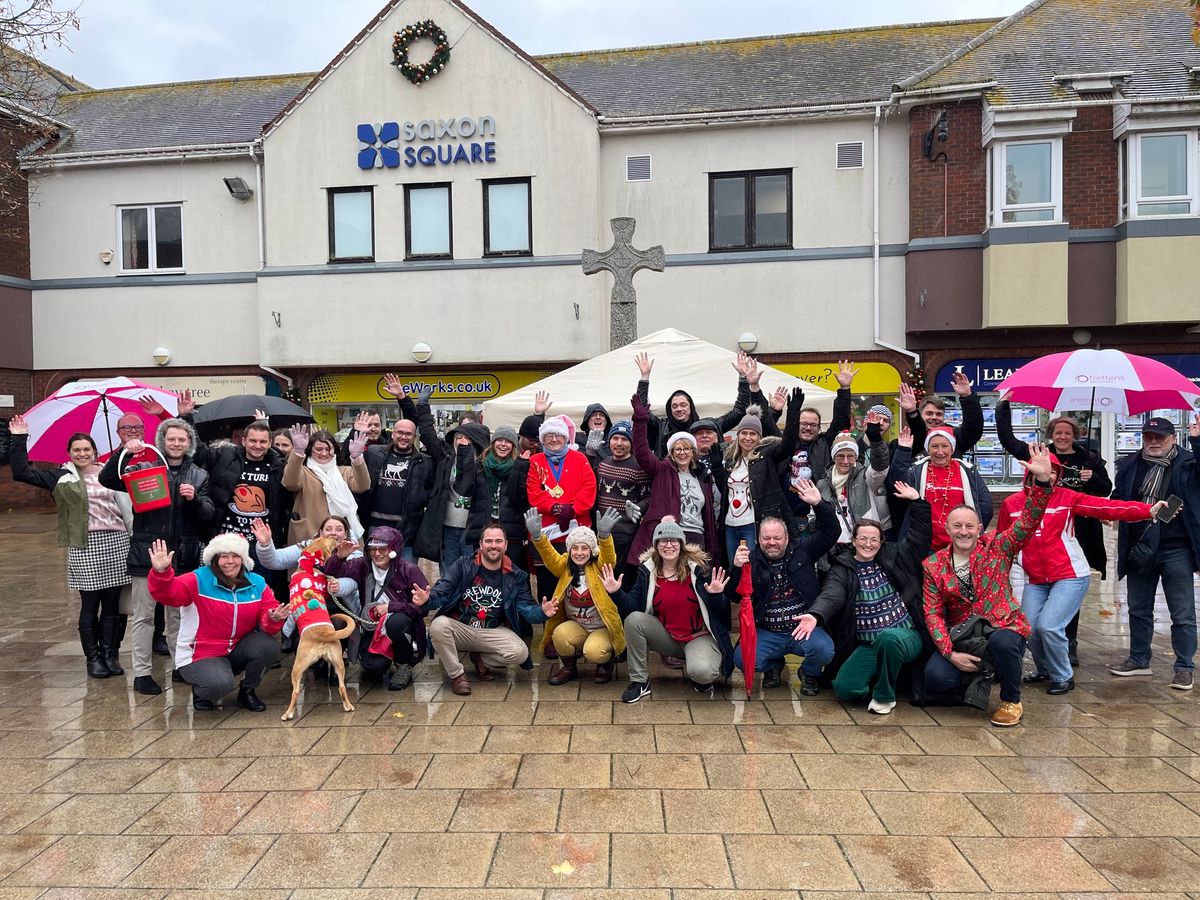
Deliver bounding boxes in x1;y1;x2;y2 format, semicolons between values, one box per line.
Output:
536;20;1000;118
0;46;89;123
901;0;1200;104
50;73;313;154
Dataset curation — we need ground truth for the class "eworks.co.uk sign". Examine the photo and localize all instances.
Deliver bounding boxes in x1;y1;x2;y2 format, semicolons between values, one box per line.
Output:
357;115;497;169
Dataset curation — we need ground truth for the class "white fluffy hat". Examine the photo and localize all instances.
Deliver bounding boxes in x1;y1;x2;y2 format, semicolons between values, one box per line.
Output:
202;532;255;570
566;526;600;558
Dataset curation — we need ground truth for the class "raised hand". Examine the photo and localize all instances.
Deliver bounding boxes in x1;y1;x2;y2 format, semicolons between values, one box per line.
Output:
950;371;973;396
137;394;165;417
706;566;730;594
898;426;913;449
630;392;649;418
792;478;821;506
584;429;604;453
769;385;787;412
416;384;435;405
540;595;559;617
1190;413;1200;439
335;539;358;560
533;390;552;415
596;507;621;540
624;500;643;524
634;352;653;380
744;355;761;389
1022;442;1053;481
787;386;805;413
349;412;372;457
898;383;917;413
7;413;27;435
148;538;175;573
382;373;405;398
176;389;195;417
254;408;269;421
732;350;749;378
600;563;624;594
411;583;430;607
288;424;309;455
523;507;543;540
250;517;273;546
893;481;920;502
835;360;858;389
791;612;817;641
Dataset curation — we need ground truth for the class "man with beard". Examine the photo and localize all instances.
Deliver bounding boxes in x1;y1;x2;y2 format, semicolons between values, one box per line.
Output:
635;350;758;456
418;524;558;695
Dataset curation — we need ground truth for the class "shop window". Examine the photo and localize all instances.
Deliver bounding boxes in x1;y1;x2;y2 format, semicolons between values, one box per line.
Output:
483;177;531;256
708;169;792;251
991;139;1061;225
405;183;452;259
1122;131;1197;218
118;204;183;273
327;187;374;262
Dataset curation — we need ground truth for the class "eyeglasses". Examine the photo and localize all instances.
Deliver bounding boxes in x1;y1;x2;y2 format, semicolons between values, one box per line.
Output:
116;424;144;433
854;536;882;545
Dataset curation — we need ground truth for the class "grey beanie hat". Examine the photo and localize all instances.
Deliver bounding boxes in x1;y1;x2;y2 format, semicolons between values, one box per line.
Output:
492;425;519;446
652;518;686;544
734;404;763;436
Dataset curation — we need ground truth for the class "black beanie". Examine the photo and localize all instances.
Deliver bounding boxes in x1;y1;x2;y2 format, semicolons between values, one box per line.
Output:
519;415;542;441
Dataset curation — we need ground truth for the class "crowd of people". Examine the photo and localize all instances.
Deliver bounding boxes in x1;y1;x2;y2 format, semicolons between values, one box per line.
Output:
7;351;1199;728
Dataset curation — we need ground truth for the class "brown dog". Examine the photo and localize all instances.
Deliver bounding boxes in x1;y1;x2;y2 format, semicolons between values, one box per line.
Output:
280;537;357;722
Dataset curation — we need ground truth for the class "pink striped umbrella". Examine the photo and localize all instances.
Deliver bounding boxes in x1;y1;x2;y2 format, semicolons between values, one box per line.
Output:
994;349;1200;416
22;377;178;463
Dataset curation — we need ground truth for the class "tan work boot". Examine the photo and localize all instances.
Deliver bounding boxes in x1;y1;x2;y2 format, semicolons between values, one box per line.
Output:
990;700;1023;727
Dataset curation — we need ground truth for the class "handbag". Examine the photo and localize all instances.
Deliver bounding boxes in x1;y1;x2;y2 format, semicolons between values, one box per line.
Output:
1126;521;1160;572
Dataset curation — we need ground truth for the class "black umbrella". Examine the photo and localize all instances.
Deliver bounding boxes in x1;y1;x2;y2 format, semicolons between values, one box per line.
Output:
191;394;313;441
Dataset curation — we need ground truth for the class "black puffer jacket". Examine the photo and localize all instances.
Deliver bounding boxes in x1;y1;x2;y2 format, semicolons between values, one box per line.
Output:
454;447;523;545
99;419;215;576
782;387;853;519
719;397;802;536
360;442;434;545
412;400;490;561
192;442;289;543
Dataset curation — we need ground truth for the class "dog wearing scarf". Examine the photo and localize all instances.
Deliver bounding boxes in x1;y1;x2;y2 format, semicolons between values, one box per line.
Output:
280;536;356;721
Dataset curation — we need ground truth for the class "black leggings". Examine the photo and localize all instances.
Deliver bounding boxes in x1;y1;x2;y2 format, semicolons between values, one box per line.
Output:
78;586;121;629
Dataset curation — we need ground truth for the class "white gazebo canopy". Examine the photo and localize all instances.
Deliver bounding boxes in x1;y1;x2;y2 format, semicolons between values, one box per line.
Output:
482;328;836;429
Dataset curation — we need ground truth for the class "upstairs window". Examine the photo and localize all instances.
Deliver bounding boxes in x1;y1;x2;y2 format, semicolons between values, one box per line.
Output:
991;139;1061;225
405;183;453;260
1123;131;1197;218
483;178;532;257
709;169;792;251
118;204;183;273
327;187;374;262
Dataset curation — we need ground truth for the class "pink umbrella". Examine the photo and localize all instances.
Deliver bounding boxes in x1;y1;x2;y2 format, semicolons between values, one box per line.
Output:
21;376;178;463
995;349;1200;416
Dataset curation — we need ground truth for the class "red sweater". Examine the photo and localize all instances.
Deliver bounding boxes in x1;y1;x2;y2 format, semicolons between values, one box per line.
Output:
998;487;1151;584
527;449;597;540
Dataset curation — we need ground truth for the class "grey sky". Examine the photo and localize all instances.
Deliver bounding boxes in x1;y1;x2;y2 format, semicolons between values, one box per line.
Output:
39;0;1024;89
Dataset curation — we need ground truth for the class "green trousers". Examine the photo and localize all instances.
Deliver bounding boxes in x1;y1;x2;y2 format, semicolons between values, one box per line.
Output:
832;626;923;704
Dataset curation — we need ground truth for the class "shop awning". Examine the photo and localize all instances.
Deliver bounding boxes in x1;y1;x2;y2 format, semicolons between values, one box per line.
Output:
482;328;837;430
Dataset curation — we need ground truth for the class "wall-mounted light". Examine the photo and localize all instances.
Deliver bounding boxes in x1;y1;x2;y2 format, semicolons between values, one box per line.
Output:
98;249;114;265
152;347;171;366
737;332;758;353
1072;328;1093;345
412;341;432;364
223;176;254;202
922;109;949;162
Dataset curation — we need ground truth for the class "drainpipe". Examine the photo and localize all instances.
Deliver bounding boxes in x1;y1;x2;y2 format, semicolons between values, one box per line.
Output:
871;103;921;367
249;141;265;271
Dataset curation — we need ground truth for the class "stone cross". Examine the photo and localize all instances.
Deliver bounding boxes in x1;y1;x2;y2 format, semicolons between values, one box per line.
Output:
582;217;665;349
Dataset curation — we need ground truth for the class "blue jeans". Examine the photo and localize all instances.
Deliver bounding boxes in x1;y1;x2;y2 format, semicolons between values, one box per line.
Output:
441;526;473;568
724;523;757;569
1125;546;1198;672
733;625;834;678
1021;576;1089;683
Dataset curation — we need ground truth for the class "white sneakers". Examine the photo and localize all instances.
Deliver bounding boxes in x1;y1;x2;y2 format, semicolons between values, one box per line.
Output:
867;698;896;715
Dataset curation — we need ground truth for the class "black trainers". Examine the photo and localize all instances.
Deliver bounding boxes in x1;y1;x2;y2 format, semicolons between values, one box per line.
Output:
1171;670;1194;691
762;663;787;689
236;686;267;712
192;696;215;712
388;664;414;691
132;675;162;696
691;679;714;696
621;681;651;703
800;674;820;697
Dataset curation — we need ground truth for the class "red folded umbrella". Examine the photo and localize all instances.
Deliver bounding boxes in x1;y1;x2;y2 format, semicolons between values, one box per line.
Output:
737;551;756;699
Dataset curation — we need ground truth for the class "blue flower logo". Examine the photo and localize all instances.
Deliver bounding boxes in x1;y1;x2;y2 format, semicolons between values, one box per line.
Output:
357;122;400;169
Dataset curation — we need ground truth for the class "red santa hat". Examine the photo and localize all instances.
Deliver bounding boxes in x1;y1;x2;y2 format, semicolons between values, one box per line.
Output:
924;427;957;453
539;414;577;445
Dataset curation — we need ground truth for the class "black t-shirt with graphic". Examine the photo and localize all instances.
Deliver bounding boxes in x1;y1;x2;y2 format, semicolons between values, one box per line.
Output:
371;449;415;522
221;457;272;541
453;566;506;629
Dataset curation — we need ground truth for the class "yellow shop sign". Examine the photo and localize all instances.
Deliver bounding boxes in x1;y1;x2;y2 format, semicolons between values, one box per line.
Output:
306;370;553;405
774;362;901;394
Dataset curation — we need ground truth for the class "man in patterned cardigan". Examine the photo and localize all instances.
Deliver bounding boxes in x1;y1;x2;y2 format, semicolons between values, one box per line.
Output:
921;444;1054;727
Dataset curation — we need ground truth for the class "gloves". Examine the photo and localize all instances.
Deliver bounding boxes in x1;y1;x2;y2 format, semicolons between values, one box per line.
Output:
630;393;649;419
596;508;621;540
787;386;805;413
523;507;543;540
551;503;574;530
348;433;368;459
625;500;643;524
865;422;882;443
289;425;309;455
585;429;604;453
417;384;435;405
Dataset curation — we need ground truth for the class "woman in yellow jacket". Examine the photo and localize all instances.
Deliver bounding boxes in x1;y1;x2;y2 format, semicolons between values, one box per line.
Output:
525;506;625;684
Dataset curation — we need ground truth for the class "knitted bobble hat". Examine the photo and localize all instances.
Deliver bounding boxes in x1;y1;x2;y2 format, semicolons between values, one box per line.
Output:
652;518;686;543
566;526;600;558
735;405;763;435
831;432;860;458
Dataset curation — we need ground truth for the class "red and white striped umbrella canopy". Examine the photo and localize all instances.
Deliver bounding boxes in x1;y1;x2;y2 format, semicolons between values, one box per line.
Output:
994;349;1200;416
22;377;179;463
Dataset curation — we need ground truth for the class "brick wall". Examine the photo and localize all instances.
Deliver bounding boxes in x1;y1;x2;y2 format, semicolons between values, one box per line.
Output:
0;118;32;280
909;102;987;239
0;367;49;510
1063;103;1119;230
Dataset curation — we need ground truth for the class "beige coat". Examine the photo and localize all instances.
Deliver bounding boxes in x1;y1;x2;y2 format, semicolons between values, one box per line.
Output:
282;452;370;544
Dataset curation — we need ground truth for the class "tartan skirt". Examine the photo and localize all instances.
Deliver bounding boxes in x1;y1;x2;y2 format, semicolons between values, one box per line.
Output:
67;529;131;592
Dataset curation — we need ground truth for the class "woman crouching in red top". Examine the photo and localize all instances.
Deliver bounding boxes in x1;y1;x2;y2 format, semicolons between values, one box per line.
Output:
998;454;1164;695
604;517;732;703
148;534;288;712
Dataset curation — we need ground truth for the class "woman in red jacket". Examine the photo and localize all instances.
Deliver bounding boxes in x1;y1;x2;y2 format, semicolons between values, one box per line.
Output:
998;455;1165;695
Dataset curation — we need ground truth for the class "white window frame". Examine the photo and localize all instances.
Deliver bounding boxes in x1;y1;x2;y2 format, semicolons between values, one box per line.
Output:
991;138;1062;226
1124;130;1198;220
116;203;185;274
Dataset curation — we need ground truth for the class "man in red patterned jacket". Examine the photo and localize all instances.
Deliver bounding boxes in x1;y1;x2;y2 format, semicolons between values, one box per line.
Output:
921;444;1053;727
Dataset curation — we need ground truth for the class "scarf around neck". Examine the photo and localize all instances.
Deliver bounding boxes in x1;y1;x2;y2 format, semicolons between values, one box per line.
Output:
1138;444;1178;504
483;452;515;500
305;456;364;541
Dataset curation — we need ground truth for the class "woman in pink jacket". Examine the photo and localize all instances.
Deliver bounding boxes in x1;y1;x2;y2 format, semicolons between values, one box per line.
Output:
998;455;1166;695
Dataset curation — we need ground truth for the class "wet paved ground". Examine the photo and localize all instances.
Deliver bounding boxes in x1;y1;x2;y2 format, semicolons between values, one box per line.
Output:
1;509;1200;898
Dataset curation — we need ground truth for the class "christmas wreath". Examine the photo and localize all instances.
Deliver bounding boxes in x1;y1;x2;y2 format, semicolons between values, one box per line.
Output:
392;20;450;85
